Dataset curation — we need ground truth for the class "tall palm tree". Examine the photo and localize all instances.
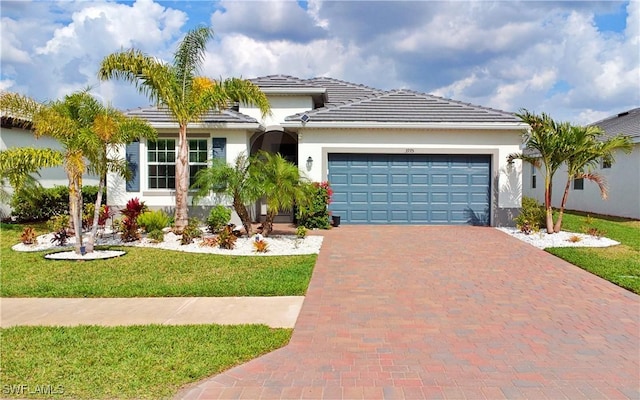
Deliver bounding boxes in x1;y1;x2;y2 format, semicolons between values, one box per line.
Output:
82;98;156;252
191;152;261;236
509;109;573;233
250;151;312;237
99;26;270;232
553;125;632;232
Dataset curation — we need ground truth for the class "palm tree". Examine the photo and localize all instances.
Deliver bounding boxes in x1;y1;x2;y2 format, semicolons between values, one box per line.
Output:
509;109;573;233
1;90;154;254
250;151;312;237
0;147;63;204
82;98;156;252
553;125;632;232
98;26;270;232
191;152;261;236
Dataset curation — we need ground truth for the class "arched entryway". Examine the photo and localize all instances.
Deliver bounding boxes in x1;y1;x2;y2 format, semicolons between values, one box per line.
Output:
249;129;299;223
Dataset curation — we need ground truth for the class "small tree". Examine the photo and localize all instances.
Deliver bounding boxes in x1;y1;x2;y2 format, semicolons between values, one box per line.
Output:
509;109;573;233
0;147;63;204
191;153;261;236
250;151;313;237
553;125;632;232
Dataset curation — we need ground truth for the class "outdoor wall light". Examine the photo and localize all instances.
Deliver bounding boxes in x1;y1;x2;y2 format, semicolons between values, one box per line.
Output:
306;156;313;171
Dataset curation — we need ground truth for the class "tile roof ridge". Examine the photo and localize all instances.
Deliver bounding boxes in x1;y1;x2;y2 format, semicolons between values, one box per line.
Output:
390;89;517;116
308;76;385;93
590;107;640;125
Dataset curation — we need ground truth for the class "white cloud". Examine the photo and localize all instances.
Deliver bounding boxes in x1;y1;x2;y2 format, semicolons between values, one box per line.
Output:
1;0;637;124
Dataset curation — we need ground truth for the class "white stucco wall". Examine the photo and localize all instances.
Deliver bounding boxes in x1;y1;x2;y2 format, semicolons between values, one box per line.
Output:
523;144;640;219
298;127;523;226
241;95;313;128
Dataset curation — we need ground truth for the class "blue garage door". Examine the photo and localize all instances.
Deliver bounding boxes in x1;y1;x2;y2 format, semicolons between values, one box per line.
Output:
328;153;491;225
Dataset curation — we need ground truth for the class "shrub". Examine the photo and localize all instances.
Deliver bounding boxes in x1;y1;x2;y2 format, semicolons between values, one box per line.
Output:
119;198;147;242
180;218;203;245
47;214;70;233
146;229;165;243
297;181;332;229
567;235;582;243
50;229;70;246
217;225;237;250
20;226;37;245
253;238;269;253
296;225;307;239
514;196;545;234
10;185;103;222
206;205;232;234
137;210;170;233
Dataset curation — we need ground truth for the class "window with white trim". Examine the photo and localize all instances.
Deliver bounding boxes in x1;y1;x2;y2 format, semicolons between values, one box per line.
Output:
573;177;584;190
148;139;176;189
531;165;537;189
189;139;208;187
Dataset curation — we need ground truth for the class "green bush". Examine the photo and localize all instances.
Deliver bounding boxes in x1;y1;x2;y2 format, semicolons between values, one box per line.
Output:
180;218;203;245
515;196;546;233
297;182;332;229
47;214;70;233
206;205;232;234
10;185;103;222
146;229;165;243
137;210;170;233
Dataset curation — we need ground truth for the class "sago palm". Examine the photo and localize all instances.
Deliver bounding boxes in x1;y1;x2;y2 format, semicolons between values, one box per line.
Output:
553;125;632;232
99;26;270;232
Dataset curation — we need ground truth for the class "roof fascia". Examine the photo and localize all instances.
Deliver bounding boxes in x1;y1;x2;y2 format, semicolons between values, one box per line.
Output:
260;88;327;96
280;121;527;130
150;122;264;130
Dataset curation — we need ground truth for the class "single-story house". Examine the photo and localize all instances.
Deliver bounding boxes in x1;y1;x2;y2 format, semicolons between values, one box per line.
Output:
109;75;526;226
523;107;640;220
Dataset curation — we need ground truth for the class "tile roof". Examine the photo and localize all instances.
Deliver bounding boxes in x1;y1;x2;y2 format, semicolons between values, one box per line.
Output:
249;75;313;89
591;107;640;142
307;77;385;106
285;89;520;124
124;107;258;124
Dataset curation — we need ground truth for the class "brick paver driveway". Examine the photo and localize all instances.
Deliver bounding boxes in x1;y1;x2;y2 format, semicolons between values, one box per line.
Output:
177;226;639;399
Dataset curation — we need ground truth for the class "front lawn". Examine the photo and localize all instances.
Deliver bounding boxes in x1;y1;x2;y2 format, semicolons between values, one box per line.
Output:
547;212;640;294
1;223;316;297
1;324;291;399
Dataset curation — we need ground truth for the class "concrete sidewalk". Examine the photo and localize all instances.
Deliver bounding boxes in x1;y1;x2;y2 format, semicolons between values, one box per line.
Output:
0;297;304;328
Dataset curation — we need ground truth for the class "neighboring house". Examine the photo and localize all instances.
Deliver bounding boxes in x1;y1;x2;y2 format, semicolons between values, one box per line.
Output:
108;75;526;226
0;116;99;218
523;107;640;220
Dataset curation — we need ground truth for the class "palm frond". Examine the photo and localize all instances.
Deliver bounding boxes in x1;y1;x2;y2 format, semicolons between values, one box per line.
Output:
173;26;215;98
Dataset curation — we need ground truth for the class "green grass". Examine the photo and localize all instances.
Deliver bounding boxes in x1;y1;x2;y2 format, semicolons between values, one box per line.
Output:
547;211;640;294
1;223;316;297
1;324;291;399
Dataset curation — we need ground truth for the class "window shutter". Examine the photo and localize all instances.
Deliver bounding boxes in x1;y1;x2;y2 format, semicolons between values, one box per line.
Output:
212;138;226;162
125;140;140;192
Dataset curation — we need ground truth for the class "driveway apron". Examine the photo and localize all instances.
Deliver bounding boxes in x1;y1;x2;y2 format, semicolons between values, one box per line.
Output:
177;226;639;400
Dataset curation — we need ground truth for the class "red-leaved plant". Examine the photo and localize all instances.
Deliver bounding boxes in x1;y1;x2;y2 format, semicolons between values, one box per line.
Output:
119;198;146;242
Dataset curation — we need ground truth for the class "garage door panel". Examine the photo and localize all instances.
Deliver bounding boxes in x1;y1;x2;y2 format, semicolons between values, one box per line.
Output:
328;153;490;225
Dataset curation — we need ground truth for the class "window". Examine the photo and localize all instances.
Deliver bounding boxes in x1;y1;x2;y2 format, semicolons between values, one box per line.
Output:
189;139;208;187
148;139;176;189
602;157;612;169
573;177;584;190
531;165;537;189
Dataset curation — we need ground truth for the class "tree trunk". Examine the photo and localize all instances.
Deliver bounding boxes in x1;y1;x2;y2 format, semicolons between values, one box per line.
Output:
174;124;189;233
553;178;572;233
86;176;106;253
69;175;83;255
544;175;554;233
262;209;276;237
233;196;252;237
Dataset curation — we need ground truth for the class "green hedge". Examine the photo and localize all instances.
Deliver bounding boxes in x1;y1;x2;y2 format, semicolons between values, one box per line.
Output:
10;185;104;222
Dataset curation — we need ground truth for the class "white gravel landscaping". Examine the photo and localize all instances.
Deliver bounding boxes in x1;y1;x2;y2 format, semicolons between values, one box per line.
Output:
497;227;620;249
12;229;324;258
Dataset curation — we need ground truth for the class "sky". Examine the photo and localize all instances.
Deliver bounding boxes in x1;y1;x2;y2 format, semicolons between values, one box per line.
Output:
1;0;638;125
